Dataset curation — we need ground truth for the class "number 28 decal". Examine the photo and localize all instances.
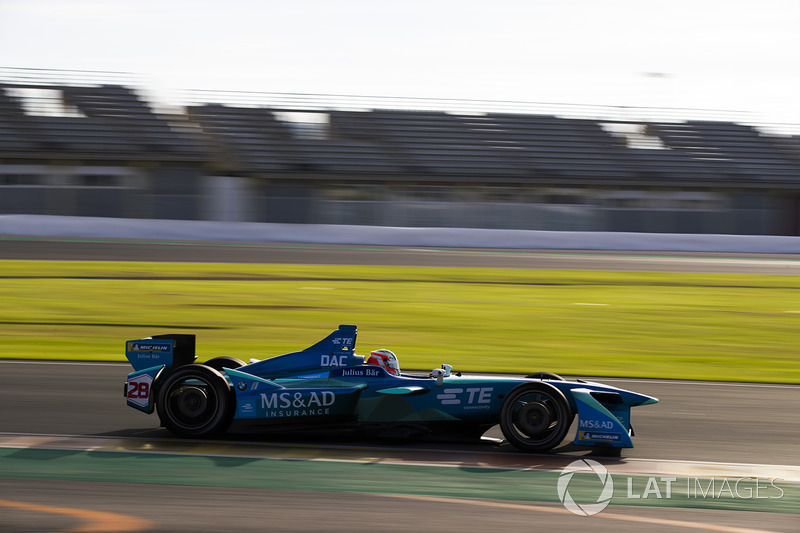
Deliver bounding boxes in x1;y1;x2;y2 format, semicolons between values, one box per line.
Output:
127;374;153;407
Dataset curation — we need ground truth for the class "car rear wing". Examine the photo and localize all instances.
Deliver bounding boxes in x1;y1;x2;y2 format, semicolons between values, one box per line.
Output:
125;333;197;372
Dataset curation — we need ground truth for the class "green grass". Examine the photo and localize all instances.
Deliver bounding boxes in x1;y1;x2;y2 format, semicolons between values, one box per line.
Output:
1;260;799;383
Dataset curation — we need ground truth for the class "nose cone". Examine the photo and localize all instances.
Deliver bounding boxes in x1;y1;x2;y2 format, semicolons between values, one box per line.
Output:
615;387;659;406
574;380;659;407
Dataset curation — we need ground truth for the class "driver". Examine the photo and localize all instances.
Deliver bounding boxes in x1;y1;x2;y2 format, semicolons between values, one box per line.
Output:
366;349;400;375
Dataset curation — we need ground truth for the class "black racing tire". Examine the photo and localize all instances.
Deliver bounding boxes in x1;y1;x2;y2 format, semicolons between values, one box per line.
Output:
500;382;573;453
203;356;246;372
156;364;233;438
525;372;565;381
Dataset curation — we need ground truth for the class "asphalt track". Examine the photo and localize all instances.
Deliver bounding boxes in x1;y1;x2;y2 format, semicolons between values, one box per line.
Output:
1;238;799;532
1;362;798;465
0;362;798;532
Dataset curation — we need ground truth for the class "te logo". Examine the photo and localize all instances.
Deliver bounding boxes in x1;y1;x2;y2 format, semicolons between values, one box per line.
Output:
321;355;347;367
127;374;153;407
436;387;493;406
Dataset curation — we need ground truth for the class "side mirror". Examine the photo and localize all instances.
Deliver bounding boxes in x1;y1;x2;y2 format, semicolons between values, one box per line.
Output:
441;364;452;377
430;368;445;386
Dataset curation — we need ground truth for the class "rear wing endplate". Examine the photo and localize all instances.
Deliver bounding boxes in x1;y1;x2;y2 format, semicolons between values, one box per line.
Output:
125;334;196;372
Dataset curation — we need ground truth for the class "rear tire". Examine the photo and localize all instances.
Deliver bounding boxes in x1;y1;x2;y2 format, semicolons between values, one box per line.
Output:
204;356;246;372
500;382;572;453
156;364;233;438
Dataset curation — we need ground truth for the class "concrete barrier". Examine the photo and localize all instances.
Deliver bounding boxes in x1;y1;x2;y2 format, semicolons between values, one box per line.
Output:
2;214;800;253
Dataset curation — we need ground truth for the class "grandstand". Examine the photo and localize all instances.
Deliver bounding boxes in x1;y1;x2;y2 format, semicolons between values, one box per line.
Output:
1;68;799;234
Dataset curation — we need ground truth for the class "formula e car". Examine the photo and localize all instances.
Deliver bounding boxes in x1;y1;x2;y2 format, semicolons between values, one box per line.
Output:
124;325;658;453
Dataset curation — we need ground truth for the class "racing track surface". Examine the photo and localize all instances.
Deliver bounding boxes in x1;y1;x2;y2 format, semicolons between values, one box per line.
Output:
1;238;799;532
0;362;798;466
1;362;798;532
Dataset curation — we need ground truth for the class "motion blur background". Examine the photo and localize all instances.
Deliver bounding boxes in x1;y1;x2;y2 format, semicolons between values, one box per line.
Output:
2;5;800;531
1;0;800;236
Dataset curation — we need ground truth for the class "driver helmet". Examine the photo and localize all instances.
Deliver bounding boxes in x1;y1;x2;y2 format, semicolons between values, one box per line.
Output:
367;349;400;375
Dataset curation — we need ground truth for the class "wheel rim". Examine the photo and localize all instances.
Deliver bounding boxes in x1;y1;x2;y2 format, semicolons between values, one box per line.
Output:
517;400;553;435
176;386;208;417
164;376;220;430
506;390;565;445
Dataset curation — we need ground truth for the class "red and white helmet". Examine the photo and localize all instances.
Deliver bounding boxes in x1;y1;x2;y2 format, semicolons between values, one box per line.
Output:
367;349;400;375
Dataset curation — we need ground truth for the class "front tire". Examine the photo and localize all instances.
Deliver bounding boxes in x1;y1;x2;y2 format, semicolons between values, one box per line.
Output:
156;364;233;438
525;371;565;381
500;382;572;453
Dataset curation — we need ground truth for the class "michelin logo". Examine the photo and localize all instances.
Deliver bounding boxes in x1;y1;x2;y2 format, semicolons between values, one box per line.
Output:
128;342;171;352
578;431;621;441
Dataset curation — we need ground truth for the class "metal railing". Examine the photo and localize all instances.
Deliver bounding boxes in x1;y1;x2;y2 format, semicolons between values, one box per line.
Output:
0;67;140;88
2;67;799;134
180;88;752;124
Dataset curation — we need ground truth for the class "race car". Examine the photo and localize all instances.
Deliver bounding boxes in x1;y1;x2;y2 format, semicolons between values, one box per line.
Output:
124;325;658;453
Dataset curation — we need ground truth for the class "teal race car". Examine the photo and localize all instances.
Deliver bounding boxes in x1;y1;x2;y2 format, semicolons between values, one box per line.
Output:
124;325;658;453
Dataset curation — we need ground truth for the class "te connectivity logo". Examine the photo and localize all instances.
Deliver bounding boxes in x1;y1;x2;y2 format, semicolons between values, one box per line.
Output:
557;459;614;516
